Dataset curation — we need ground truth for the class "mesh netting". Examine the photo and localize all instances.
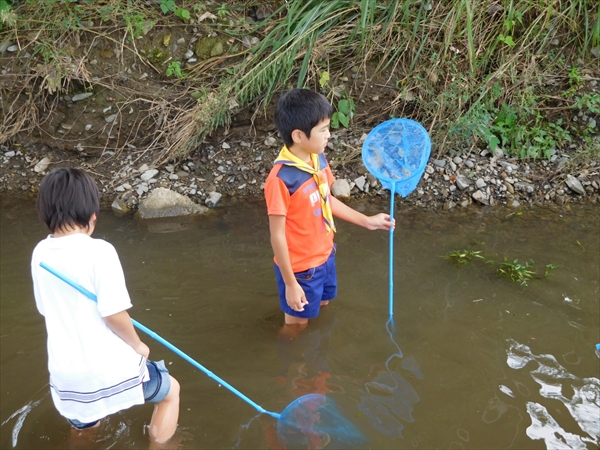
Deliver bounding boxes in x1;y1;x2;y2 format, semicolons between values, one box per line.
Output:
277;394;366;448
362;119;431;197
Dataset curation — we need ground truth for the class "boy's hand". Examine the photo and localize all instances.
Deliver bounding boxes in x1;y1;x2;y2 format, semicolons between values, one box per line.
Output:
285;282;309;312
366;213;395;231
134;341;150;359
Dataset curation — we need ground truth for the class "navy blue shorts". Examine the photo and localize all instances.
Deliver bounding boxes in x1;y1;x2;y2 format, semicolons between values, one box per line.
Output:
275;247;337;319
68;359;171;430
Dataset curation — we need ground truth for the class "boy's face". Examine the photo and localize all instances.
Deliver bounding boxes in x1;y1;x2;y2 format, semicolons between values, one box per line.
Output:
294;118;331;157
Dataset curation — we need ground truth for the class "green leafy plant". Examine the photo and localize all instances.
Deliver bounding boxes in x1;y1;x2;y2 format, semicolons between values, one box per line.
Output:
444;250;485;266
124;13;148;38
331;97;355;129
573;93;600;114
497;34;516;47
544;264;558;277
444;248;558;286
216;3;229;17
166;61;184;78
319;71;330;89
0;0;14;31
159;0;190;21
496;259;536;286
568;67;584;88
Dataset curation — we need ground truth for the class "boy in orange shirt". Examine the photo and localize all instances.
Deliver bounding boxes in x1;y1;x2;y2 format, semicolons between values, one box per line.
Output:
265;89;394;328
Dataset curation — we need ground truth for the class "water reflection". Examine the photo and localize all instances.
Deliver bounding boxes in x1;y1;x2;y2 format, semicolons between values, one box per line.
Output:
274;307;365;449
358;321;421;439
1;199;599;449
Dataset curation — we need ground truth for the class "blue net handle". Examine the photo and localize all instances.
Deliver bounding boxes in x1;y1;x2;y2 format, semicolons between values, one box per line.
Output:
361;119;431;324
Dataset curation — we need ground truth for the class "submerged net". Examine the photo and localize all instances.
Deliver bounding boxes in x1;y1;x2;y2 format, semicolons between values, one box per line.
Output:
277;394;366;448
362;119;431;197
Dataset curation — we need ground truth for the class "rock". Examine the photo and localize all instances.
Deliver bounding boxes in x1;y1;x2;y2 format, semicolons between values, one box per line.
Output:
565;174;585;195
443;200;456;210
508;199;520;208
475;178;486;189
366;173;378;187
194;36;227;59
264;136;278;147
332;179;351;198
453;156;463;164
455;174;471;190
205;191;222;208
105;114;117;123
472;190;488;205
354;175;367;192
111;197;130;216
138;187;207;219
514;181;535;194
504;181;515;194
433;159;447;168
499;161;519;171
492;147;504;158
34;157;51;173
72;92;93;102
140;169;159;181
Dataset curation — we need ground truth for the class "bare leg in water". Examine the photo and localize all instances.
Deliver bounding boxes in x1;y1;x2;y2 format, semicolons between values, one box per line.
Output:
149;375;180;445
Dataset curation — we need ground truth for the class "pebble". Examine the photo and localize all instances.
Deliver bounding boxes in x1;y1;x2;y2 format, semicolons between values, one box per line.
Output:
141;169;159;181
72;93;93;102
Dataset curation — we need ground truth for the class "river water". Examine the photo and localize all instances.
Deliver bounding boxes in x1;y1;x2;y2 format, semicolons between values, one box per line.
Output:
1;197;598;449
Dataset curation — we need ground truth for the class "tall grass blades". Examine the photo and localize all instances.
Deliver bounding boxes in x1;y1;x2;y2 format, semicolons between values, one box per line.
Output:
1;0;598;163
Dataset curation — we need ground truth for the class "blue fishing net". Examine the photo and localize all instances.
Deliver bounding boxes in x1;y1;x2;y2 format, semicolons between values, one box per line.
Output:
362;118;431;197
277;394;366;448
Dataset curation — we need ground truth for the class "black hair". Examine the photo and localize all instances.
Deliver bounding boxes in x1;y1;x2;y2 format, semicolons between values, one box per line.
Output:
274;89;333;147
37;167;100;233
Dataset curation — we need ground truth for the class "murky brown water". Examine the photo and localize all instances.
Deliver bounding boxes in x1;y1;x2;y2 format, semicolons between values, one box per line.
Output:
1;197;598;449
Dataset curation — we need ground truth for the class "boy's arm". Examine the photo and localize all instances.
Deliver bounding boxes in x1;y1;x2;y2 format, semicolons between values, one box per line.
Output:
331;196;394;230
269;215;309;312
104;310;150;358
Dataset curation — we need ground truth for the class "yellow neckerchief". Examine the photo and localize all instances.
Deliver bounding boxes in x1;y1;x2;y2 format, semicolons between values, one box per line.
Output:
274;145;336;234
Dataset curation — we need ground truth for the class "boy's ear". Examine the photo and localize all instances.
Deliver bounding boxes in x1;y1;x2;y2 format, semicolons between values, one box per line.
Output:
290;129;306;144
90;213;97;223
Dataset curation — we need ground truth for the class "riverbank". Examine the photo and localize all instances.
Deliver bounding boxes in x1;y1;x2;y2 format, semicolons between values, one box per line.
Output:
1;125;598;216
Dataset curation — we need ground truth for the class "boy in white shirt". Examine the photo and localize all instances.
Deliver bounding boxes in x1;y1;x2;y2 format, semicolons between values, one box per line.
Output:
31;167;180;444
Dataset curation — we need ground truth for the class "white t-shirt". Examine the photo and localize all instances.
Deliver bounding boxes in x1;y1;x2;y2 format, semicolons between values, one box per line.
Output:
31;233;149;423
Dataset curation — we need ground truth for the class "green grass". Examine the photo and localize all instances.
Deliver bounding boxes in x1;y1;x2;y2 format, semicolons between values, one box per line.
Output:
1;0;598;162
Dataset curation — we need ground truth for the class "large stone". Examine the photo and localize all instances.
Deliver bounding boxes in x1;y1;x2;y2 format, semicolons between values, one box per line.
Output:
331;179;351;198
137;188;207;219
565;174;585;195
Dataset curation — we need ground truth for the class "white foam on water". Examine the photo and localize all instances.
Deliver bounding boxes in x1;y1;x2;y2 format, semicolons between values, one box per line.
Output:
506;339;600;448
499;385;515;398
525;402;590;449
1;394;46;447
